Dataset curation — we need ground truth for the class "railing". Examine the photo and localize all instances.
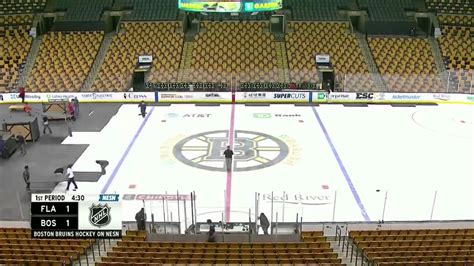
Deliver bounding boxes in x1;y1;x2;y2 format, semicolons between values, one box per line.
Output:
336;224;371;266
11;68;473;93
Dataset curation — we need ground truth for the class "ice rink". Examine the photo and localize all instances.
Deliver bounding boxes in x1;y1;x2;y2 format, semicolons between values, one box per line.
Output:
54;103;473;225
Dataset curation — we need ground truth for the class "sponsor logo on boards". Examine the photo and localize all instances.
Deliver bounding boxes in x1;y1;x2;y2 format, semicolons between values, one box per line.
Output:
81;93;114;100
273;93;306;99
205;93;221;98
243;92;267;99
122;194;192;201
433;94;450;101
262;192;331;206
375;93;386;101
46;94;72;101
123;93;147;100
160;93;193;99
329;93;350;99
317;92;327;100
392;94;421;100
11;93;41;100
356;92;374;99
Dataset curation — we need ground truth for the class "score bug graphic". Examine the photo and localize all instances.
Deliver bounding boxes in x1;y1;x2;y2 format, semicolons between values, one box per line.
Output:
31;194;122;239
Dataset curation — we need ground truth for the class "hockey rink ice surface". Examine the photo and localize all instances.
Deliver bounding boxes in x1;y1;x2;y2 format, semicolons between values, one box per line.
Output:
56;104;473;225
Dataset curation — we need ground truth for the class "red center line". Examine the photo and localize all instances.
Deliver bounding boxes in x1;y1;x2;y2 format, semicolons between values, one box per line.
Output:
225;90;236;223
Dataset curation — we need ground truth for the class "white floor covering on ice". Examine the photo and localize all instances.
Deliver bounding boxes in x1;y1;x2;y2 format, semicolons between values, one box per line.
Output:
53;104;473;225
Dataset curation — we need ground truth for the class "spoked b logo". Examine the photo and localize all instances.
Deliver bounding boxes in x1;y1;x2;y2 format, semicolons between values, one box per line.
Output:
173;130;288;172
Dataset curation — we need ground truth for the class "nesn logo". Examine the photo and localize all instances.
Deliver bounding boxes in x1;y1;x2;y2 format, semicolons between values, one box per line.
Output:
99;194;119;201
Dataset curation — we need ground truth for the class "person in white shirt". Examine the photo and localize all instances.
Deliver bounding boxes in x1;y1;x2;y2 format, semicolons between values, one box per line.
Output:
66;164;78;191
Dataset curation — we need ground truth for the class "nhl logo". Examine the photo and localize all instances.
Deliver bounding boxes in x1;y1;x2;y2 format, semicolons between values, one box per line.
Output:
89;204;111;227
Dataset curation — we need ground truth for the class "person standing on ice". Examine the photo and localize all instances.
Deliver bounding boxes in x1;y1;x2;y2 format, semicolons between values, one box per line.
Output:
223;145;234;172
138;101;147;118
23;165;30;191
206;219;216;242
65;164;78;191
259;213;270;235
135;208;146;230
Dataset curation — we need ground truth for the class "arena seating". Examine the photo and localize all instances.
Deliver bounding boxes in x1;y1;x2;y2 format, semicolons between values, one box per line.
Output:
0;14;33;25
0;18;33;92
359;0;416;21
425;0;473;14
91;22;183;91
0;227;93;265
284;0;347;21
437;15;473;93
351;229;474;265
96;230;341;265
26;31;103;92
0;0;46;15
123;0;179;21
438;14;474;26
189;21;280;84
368;37;443;92
285;22;373;91
54;0;113;21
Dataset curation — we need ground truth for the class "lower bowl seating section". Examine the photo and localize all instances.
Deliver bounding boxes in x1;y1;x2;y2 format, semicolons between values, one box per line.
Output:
286;22;373;91
425;0;474;14
97;230;341;265
0;0;47;15
54;0;113;22
26;31;103;92
284;0;347;21
189;21;281;84
0;17;32;92
438;14;474;27
368;37;443;92
437;15;473;93
122;0;179;21
0;227;94;265
351;228;474;265
359;0;416;22
92;22;183;91
0;14;34;25
301;230;327;242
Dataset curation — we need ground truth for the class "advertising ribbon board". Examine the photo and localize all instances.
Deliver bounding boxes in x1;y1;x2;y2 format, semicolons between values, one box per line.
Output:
236;91;310;103
157;92;232;103
0;92;155;104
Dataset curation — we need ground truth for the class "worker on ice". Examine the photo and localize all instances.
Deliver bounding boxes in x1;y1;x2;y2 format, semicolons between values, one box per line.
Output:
223;145;234;172
138;101;147;118
259;213;270;235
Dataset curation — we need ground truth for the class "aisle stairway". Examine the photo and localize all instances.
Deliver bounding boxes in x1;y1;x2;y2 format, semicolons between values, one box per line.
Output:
82;32;114;91
177;41;194;82
275;42;290;83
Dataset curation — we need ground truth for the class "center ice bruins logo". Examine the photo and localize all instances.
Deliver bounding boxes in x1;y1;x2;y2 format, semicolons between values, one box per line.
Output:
173;130;289;172
89;204;111;227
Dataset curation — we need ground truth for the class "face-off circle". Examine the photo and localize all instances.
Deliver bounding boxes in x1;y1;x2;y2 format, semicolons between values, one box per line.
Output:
173;130;289;172
411;109;473;138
